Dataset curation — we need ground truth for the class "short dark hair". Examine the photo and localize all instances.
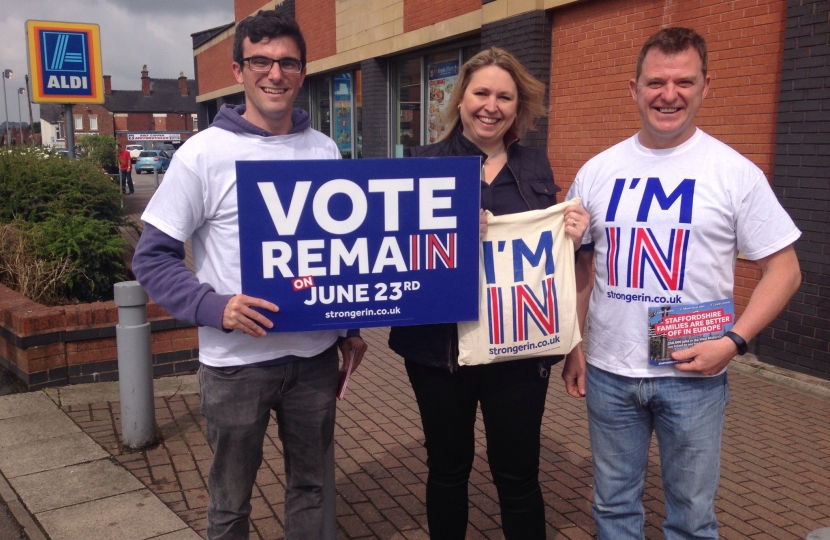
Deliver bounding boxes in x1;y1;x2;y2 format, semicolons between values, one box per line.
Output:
233;10;306;67
636;27;708;81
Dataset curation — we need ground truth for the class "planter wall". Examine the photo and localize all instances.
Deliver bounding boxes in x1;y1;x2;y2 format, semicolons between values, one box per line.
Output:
0;283;198;390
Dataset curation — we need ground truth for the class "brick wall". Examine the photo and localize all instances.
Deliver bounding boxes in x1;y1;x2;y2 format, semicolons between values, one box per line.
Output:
236;0;270;21
481;10;553;150
549;0;787;314
0;284;198;390
296;0;336;62
758;0;830;379
127;113;154;132
361;57;390;157
70;104;115;136
404;0;479;32
196;35;237;96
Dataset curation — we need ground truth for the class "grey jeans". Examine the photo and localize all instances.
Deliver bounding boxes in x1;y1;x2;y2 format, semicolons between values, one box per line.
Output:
198;346;339;539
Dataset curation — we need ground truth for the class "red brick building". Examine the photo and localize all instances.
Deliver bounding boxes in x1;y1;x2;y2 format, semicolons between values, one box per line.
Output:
41;66;199;150
193;0;829;379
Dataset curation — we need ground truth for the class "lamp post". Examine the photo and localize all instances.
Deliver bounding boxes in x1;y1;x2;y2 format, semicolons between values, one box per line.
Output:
24;75;34;145
17;88;25;144
2;69;11;148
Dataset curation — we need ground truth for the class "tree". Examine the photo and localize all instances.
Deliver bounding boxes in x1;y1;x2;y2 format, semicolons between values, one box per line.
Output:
77;134;117;173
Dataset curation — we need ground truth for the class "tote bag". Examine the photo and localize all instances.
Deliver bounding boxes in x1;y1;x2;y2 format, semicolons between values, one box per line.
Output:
457;199;582;366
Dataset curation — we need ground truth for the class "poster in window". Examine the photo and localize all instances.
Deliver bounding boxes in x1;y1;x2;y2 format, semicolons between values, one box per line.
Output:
427;59;459;143
333;74;352;154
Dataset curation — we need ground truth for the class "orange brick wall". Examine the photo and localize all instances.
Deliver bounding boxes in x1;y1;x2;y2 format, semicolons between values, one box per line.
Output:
548;0;786;313
0;284;199;389
196;35;238;96
236;0;271;22
296;0;337;62
404;0;480;32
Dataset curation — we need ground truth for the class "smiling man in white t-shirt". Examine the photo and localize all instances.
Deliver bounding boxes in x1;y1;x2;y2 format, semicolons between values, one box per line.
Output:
563;27;801;539
133;11;366;540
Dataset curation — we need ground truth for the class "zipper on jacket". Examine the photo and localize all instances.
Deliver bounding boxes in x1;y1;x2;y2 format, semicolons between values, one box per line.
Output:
508;163;534;210
449;324;459;372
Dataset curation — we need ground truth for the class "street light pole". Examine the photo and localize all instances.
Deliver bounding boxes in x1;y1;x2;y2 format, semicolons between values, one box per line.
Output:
17;89;24;144
24;76;34;145
2;69;12;148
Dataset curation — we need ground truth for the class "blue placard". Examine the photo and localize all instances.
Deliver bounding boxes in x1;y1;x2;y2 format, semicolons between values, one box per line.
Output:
236;157;482;332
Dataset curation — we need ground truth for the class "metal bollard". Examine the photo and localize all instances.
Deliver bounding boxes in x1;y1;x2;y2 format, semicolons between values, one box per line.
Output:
322;442;336;539
114;281;157;448
153;167;159;188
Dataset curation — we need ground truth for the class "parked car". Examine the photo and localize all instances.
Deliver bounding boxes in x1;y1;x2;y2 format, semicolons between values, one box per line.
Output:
135;150;171;174
161;144;176;156
126;144;144;163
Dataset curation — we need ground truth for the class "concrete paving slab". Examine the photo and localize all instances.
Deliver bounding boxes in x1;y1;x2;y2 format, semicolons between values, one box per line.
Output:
9;458;145;513
45;374;199;408
0;392;58;421
0;432;108;478
150;529;202;539
0;410;79;448
37;489;190;540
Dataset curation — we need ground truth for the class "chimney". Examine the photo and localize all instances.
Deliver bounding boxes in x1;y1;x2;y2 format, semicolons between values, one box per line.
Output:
141;65;150;96
103;75;112;95
178;72;188;96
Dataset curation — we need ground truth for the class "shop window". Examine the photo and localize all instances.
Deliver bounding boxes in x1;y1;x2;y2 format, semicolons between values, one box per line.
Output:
425;51;460;144
390;46;477;156
192;114;198;131
312;70;362;159
393;57;422;156
312;78;331;143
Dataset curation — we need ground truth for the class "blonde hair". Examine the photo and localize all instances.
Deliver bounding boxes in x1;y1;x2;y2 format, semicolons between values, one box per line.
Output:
440;47;547;141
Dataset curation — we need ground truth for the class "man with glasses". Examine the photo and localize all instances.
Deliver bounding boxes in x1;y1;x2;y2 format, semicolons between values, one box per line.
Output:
133;10;366;540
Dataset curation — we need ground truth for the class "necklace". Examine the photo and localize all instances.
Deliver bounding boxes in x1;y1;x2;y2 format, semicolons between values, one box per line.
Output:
484;146;506;164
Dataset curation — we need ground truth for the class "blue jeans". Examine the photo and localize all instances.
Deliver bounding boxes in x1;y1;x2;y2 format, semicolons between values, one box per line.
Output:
119;168;134;194
586;364;729;540
198;346;338;540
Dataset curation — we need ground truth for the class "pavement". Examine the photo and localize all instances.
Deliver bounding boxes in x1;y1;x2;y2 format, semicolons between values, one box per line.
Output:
2;342;830;540
1;172;830;539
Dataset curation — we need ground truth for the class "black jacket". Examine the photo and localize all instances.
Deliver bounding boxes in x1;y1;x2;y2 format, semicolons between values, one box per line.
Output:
388;130;563;370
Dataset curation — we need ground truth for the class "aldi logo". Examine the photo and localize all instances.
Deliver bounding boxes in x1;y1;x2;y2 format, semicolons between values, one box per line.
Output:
26;20;104;103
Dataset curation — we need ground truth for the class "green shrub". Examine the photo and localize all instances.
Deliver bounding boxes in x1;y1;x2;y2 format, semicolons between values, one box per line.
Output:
77;134;117;171
29;215;127;303
0;146;127;304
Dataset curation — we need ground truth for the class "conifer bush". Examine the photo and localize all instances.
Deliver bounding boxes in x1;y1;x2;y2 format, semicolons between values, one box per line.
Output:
0;146;127;304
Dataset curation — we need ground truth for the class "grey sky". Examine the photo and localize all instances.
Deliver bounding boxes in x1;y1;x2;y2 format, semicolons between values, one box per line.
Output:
0;0;234;123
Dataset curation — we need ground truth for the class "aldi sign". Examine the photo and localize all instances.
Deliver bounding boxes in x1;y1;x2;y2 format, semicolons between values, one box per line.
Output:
25;20;104;103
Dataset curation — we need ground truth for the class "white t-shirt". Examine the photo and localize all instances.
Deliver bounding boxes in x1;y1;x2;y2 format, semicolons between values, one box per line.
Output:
142;125;344;367
566;129;800;378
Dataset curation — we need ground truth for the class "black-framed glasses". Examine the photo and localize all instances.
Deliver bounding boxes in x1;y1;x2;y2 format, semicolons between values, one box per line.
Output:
242;56;303;74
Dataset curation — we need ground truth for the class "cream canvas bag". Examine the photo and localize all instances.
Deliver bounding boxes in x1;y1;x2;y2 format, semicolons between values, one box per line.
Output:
458;199;582;366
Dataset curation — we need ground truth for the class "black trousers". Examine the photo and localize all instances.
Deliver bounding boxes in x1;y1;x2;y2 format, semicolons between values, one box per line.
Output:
405;358;550;540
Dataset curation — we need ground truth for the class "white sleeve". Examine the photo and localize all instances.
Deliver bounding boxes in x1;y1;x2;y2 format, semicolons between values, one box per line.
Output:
141;157;206;243
735;172;800;260
565;169;593;246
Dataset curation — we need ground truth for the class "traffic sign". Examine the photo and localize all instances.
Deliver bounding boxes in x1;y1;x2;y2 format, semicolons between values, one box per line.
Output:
25;20;104;103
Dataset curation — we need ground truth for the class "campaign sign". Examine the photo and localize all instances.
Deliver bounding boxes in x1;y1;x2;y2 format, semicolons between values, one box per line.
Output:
237;157;481;332
26;20;104;103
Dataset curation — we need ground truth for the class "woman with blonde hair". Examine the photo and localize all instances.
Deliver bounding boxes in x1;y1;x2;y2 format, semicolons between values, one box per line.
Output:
389;47;588;539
